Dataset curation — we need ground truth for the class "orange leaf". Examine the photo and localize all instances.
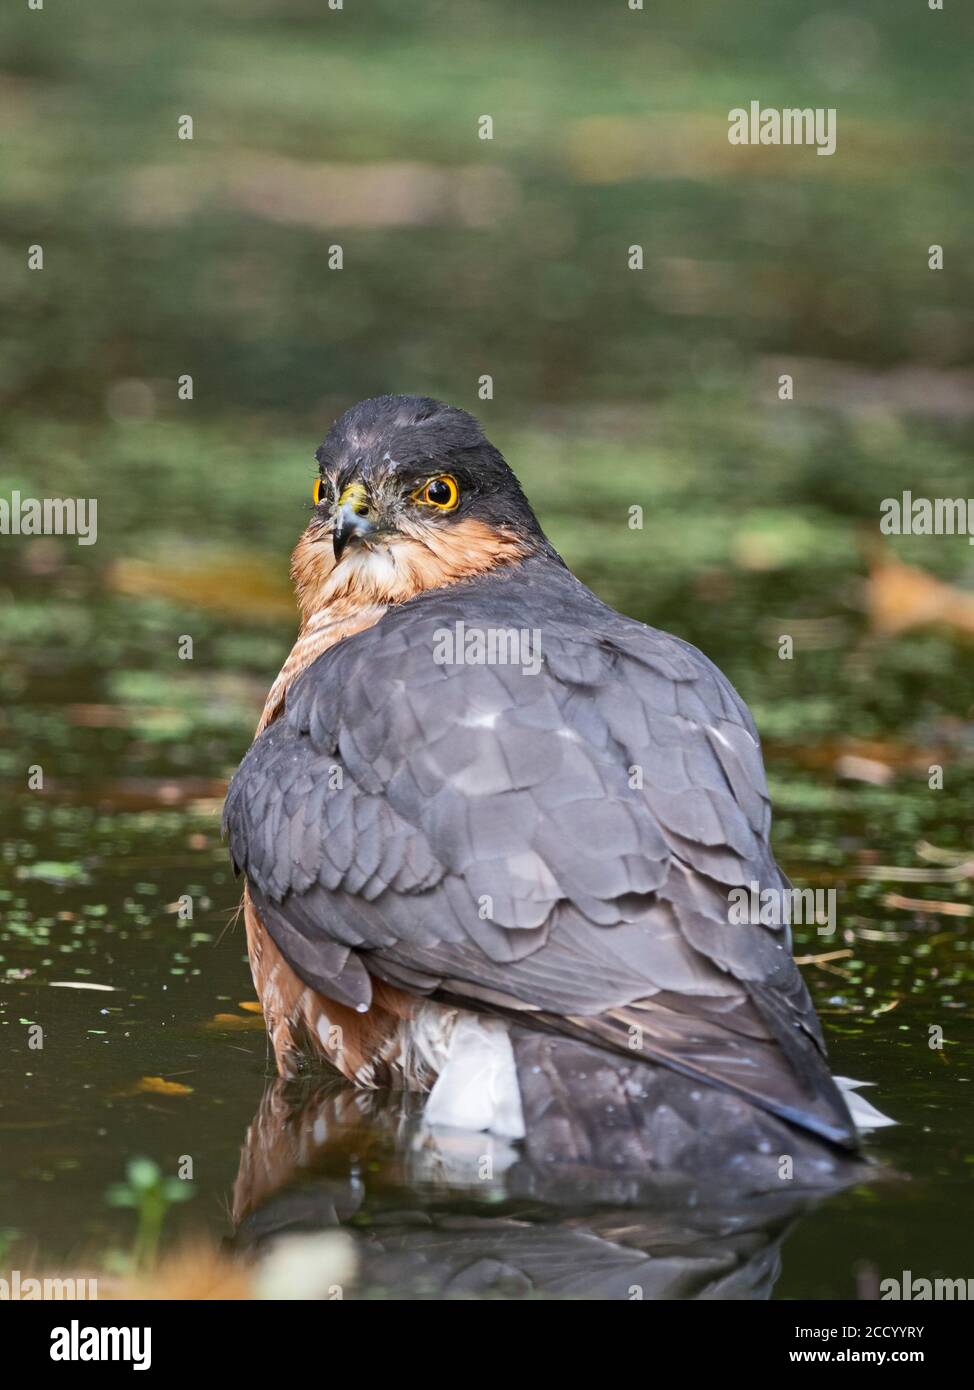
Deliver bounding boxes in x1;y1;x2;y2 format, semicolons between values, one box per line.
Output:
134;1076;194;1096
205;1012;265;1031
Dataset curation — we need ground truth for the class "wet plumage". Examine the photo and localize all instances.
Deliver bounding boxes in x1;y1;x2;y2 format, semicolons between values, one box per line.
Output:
223;394;858;1161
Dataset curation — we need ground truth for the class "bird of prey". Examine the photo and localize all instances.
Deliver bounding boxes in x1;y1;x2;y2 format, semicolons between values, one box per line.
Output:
224;394;859;1160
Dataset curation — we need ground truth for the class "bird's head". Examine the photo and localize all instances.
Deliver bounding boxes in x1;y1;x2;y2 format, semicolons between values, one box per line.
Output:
292;395;553;620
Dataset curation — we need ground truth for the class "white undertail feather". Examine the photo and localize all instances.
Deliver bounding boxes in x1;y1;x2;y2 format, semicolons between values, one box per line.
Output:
423;1012;526;1139
835;1077;896;1133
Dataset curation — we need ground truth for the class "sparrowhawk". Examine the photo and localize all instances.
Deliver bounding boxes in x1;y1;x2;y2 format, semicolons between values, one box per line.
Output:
224;394;859;1162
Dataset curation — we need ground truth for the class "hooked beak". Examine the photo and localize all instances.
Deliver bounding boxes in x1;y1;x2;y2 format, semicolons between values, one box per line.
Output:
332;482;375;562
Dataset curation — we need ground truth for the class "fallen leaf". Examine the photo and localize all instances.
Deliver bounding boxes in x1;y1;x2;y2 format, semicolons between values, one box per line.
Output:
834;753;894;786
866;552;974;639
131;1077;194;1096
767;737;951;776
205;1012;265;1032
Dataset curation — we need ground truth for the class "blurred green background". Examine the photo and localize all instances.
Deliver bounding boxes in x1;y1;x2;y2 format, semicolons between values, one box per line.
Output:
2;0;972;764
1;0;973;1295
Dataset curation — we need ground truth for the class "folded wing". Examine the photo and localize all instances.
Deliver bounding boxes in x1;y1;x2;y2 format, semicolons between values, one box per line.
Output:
224;561;855;1147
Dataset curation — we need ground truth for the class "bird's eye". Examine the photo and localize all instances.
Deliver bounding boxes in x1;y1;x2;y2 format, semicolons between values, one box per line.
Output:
415;475;460;511
312;478;327;506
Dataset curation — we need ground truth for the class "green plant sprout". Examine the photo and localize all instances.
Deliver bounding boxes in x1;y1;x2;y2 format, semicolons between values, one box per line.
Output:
105;1158;194;1268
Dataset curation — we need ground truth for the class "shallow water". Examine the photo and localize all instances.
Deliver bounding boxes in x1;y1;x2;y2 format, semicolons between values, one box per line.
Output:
2;736;969;1297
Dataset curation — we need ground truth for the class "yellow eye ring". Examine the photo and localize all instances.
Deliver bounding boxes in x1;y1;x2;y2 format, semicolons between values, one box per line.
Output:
312;478;326;505
415;474;460;511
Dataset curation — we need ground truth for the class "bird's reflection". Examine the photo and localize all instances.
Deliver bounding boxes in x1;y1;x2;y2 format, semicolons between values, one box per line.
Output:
229;1074;874;1300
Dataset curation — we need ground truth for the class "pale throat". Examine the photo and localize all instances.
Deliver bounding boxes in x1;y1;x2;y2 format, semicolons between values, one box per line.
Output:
256;517;529;734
